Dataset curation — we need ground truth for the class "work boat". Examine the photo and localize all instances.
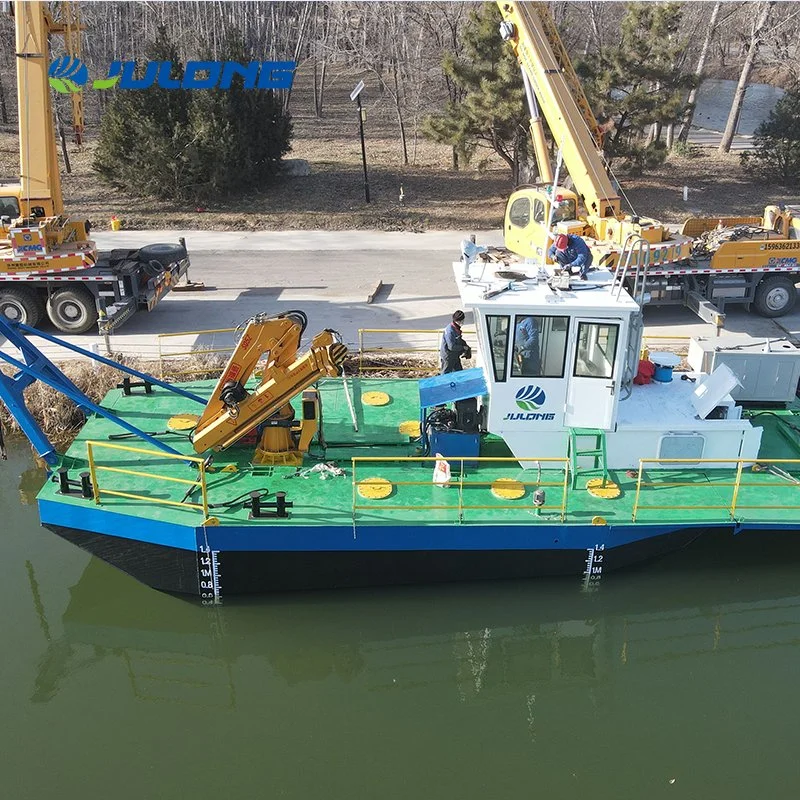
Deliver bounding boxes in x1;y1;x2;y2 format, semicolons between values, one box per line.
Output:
3;245;800;600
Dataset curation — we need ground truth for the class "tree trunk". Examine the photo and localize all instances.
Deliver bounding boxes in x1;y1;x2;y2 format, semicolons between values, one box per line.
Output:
0;74;7;125
718;1;774;154
665;123;675;150
678;1;721;144
392;61;409;166
452;146;459;171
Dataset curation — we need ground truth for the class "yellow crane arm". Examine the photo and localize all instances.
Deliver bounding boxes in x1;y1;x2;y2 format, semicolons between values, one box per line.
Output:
497;1;620;221
13;0;63;216
191;312;348;453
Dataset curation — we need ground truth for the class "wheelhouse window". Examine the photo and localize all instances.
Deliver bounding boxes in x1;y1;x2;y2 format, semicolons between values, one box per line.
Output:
508;197;530;228
552;198;576;223
511;315;570;378
533;199;546;224
574;322;619;379
486;315;510;382
0;196;20;220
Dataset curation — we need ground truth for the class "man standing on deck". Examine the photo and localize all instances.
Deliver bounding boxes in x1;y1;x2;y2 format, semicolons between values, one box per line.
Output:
548;233;593;280
440;310;471;374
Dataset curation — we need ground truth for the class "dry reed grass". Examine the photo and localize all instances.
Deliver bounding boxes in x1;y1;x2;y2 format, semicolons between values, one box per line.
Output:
0;352;439;451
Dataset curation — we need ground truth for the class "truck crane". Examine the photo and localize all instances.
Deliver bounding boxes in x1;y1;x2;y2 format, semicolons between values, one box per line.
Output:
0;0;191;334
496;1;800;322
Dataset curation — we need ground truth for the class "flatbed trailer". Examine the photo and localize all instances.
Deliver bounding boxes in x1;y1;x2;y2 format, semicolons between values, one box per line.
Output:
0;239;190;334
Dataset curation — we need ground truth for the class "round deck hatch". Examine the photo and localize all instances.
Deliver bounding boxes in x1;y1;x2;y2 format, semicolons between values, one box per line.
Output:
398;420;421;437
491;478;525;500
362;391;391;406
357;477;393;499
168;413;200;431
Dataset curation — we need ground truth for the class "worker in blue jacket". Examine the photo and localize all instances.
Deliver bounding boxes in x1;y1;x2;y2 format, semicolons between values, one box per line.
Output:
440;310;471;374
548;233;593;279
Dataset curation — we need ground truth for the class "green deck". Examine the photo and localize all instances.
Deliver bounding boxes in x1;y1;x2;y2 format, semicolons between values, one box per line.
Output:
38;377;800;530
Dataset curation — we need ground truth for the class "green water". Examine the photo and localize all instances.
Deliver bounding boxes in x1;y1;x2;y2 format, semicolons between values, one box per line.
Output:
3;443;800;799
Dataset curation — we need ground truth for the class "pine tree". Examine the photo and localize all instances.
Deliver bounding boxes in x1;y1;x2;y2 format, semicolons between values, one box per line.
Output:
577;2;695;172
741;90;800;186
94;28;292;202
422;3;529;183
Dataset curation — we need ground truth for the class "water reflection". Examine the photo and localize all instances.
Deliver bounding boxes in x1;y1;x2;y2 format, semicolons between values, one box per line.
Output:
28;531;800;715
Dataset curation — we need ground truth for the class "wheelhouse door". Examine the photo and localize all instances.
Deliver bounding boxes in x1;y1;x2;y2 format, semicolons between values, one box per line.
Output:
564;319;621;430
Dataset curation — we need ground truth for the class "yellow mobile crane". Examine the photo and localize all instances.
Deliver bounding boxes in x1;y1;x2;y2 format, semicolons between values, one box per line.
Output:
0;0;190;333
497;1;800;320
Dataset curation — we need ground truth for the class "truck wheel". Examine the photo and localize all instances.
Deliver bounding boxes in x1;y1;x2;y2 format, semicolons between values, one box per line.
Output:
137;243;186;270
0;287;44;327
753;275;798;317
47;287;99;333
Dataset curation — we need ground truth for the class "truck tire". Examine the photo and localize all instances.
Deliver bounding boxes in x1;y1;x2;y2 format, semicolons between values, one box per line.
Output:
0;287;44;327
47;287;99;333
753;275;798;317
137;243;186;271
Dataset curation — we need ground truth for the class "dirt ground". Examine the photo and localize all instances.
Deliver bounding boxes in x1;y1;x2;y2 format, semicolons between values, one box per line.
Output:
0;66;794;232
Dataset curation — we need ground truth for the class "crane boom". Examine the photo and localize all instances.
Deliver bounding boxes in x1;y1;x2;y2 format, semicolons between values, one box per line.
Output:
191;312;348;462
14;0;63;216
499;1;618;221
497;1;691;266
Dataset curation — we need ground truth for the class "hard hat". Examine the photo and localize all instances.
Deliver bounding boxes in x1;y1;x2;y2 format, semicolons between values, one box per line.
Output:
555;234;569;251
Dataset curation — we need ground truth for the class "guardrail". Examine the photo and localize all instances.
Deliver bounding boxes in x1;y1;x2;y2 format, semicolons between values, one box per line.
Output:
156;327;237;378
351;455;569;522
631;457;800;522
357;328;476;375
86;440;210;518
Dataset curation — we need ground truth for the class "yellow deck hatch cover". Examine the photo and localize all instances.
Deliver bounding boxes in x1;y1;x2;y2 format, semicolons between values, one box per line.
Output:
362;391;390;406
357;477;393;499
491;478;525;500
168;413;200;431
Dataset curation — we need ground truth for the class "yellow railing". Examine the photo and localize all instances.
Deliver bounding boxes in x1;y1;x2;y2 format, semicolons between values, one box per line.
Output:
351;456;570;522
357;327;475;375
632;457;800;522
86;441;210;518
156;326;237;378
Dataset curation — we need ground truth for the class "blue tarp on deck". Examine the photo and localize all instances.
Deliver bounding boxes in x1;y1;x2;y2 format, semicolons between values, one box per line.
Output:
418;367;488;408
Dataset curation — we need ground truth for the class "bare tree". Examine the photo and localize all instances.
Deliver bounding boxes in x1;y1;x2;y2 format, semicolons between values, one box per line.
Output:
719;1;775;153
677;1;722;144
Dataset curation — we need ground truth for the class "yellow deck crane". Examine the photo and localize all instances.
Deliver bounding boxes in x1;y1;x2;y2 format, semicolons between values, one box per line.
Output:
497;1;800;321
0;0;191;333
190;311;348;466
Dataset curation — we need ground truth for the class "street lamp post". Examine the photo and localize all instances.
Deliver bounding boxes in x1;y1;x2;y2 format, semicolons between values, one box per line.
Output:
351;80;370;203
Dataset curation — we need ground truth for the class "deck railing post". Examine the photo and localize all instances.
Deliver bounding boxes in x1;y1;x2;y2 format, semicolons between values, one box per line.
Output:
632;460;645;522
86;442;101;505
730;460;745;520
458;458;464;523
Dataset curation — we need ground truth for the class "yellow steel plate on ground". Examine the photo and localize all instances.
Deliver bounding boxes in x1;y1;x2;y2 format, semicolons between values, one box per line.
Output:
398;420;421;437
168;413;200;431
362;391;390;406
586;478;621;499
491;477;525;500
357;477;393;499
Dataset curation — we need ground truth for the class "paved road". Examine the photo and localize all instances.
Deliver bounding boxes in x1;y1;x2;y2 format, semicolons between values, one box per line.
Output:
686;127;755;151
2;229;797;365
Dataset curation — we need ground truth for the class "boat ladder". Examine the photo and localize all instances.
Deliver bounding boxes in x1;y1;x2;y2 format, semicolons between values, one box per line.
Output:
569;428;610;490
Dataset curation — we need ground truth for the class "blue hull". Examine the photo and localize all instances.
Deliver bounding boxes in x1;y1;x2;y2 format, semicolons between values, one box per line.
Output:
40;498;712;595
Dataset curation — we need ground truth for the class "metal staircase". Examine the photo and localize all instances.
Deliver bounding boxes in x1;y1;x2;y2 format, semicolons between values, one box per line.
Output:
568;428;610;489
